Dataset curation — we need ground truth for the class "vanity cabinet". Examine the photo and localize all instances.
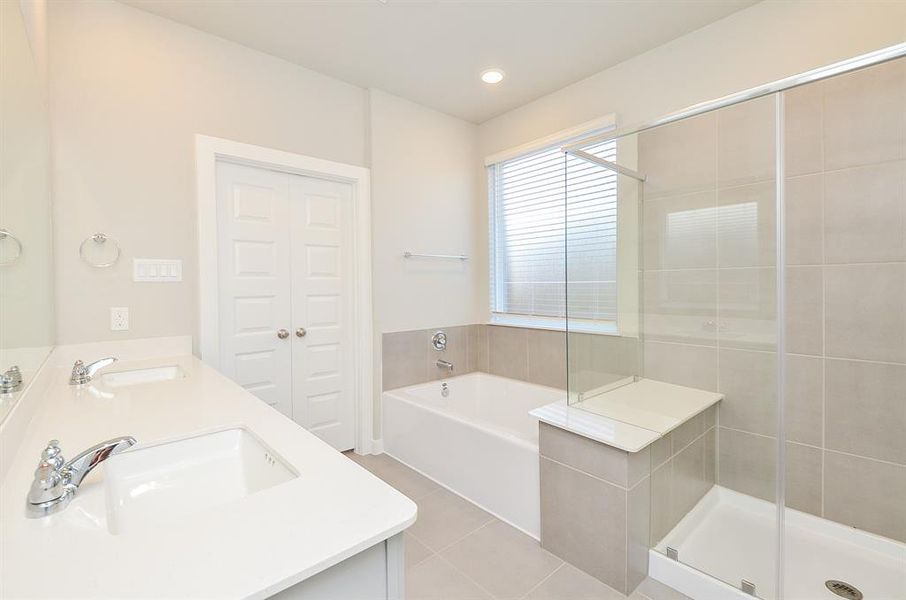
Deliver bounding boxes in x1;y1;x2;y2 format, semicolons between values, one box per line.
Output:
270;534;404;600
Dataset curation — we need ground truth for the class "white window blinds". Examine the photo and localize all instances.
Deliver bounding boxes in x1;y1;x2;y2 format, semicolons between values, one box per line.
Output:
489;137;618;324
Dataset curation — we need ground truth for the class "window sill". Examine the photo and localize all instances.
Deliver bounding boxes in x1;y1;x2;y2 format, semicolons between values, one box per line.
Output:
489;313;620;336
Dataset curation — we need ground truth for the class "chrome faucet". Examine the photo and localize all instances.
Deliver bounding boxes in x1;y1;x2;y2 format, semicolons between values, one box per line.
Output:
0;365;22;393
69;357;117;385
26;436;136;518
436;359;454;372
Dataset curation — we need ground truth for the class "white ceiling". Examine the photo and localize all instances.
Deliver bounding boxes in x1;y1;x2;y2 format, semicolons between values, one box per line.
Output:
121;0;758;123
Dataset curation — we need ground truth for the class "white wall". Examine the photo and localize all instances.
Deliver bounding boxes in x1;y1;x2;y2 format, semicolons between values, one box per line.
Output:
47;4;483;439
367;89;482;432
18;0;48;91
368;89;482;335
48;0;367;344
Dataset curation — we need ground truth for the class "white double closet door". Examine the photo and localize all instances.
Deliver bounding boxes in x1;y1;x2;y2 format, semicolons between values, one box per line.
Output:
216;161;355;451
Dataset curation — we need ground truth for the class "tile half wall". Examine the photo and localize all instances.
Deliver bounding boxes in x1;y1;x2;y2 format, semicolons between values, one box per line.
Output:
381;324;639;392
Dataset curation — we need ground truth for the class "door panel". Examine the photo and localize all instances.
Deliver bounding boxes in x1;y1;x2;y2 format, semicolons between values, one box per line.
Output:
290;176;355;451
216;162;293;417
216;162;356;451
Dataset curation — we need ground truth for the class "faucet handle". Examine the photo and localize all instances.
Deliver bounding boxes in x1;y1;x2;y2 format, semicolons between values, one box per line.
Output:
40;440;65;470
27;461;66;505
69;360;86;384
0;365;22;393
6;365;22;385
69;357;117;385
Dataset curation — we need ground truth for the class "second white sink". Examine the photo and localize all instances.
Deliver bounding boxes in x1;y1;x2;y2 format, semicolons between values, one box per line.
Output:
101;365;185;387
104;428;297;534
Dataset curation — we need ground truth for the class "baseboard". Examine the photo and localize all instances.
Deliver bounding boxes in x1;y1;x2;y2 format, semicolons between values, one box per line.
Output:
371;438;384;454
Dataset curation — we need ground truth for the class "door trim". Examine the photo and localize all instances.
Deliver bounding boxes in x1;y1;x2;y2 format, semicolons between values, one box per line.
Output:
195;135;374;454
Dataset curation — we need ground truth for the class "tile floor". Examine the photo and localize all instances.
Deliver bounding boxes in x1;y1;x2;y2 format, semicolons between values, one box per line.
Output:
345;452;691;600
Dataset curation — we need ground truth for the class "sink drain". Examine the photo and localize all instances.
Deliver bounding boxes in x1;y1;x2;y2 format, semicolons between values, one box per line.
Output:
825;580;863;600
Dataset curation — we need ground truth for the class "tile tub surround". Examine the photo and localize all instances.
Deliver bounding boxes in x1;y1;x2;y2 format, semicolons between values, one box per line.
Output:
381;324;638;392
638;58;906;545
535;406;718;593
382;325;481;390
347;451;690;600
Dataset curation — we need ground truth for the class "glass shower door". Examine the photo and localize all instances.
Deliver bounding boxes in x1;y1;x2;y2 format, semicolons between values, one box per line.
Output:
637;94;781;599
779;56;906;600
564;43;906;600
565;132;642;405
564;96;783;598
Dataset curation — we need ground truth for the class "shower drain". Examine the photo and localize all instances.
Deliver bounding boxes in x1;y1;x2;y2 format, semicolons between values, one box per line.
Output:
825;580;863;600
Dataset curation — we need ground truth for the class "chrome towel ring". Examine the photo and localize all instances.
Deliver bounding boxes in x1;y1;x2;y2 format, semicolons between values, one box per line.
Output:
0;229;23;266
79;232;121;268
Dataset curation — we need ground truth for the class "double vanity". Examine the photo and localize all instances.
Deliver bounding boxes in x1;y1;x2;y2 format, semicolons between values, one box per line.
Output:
0;337;416;599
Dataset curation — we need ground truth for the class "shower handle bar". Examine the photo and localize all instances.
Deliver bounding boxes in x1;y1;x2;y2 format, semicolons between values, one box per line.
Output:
565;149;647;182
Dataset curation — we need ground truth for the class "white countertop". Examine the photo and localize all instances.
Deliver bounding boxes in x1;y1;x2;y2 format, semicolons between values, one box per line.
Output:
531;401;662;453
0;353;416;599
531;378;723;453
577;378;723;434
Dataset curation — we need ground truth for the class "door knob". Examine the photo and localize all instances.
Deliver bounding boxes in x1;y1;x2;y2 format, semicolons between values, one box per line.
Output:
277;329;289;339
295;327;307;338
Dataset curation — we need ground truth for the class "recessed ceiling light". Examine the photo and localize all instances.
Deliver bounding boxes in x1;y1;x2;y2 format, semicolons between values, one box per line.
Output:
481;69;505;84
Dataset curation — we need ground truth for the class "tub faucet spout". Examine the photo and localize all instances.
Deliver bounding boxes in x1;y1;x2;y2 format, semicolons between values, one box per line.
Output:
436;359;454;372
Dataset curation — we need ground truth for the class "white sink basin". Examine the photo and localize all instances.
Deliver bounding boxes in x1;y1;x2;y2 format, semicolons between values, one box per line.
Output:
104;428;297;534
101;365;185;387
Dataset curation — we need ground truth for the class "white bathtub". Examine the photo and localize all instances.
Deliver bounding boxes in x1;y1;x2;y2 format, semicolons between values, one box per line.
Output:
382;372;565;539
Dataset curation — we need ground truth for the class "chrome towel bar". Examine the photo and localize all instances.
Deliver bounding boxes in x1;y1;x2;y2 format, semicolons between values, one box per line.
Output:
403;251;468;261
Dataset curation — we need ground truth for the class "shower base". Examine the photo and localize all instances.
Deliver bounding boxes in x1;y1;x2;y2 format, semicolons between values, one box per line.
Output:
649;486;906;600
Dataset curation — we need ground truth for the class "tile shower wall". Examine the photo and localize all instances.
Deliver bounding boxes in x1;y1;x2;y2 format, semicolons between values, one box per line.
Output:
382;324;638;391
781;59;906;543
649;407;717;544
638;58;906;543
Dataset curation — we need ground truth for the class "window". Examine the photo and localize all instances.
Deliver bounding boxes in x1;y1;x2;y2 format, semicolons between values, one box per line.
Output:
488;130;619;332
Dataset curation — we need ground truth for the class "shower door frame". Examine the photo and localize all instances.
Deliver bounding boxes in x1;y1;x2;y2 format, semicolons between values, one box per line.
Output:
562;41;906;600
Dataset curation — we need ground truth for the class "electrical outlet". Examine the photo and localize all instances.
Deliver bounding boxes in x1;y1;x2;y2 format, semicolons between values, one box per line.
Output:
110;307;129;331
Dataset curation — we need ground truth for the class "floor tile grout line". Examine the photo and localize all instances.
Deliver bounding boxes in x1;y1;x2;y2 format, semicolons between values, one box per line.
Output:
516;561;567;600
402;529;437;570
410;513;566;600
426;515;497;555
434;539;566;600
433;551;504;600
410;486;442;503
377;454;624;599
404;478;561;599
405;546;435;571
375;455;502;551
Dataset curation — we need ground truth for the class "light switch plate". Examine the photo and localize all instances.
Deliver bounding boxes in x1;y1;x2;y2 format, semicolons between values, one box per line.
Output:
133;259;182;282
110;307;129;331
